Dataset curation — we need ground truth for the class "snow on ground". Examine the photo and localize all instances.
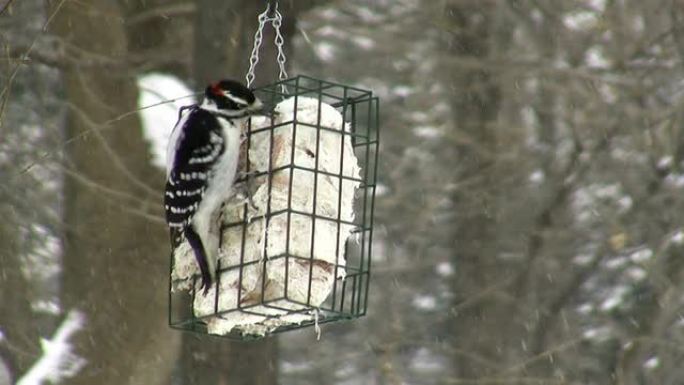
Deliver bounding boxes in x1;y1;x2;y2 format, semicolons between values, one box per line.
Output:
563;0;606;31
528;169;545;184
563;9;599;31
573;253;594;266
572;183;631;223
410;347;445;373
137;73;196;169
435;262;453;277
412;126;442;139
629;248;653;263
585;47;610;69
412;294;437;311
280;360;313;374
32;300;60;316
351;35;375;50
644;356;660;370
582;325;612;341
599;285;628;312
314;42;336;62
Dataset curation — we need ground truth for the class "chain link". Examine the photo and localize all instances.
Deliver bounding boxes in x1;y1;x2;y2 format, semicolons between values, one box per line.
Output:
272;9;288;83
246;1;288;91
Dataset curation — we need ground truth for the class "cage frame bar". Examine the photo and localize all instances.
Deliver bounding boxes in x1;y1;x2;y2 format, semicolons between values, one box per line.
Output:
168;75;379;339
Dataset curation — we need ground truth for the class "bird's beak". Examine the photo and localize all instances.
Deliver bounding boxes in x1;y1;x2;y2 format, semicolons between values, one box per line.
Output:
250;98;264;111
249;98;278;118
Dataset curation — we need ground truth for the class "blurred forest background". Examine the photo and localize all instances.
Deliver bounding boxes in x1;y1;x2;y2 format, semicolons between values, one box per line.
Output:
3;0;684;384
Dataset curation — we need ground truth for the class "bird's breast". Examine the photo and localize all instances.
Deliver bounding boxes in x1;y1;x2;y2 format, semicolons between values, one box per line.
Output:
200;120;241;213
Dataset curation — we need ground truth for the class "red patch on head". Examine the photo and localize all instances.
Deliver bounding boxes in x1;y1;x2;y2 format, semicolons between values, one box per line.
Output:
210;83;223;97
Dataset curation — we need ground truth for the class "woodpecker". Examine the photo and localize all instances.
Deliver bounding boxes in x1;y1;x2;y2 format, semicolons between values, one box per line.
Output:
165;79;264;294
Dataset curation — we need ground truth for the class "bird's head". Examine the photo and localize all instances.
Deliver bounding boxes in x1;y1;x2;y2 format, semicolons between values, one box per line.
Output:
203;79;266;117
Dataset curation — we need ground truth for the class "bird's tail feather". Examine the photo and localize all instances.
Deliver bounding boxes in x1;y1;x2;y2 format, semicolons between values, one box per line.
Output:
184;226;212;295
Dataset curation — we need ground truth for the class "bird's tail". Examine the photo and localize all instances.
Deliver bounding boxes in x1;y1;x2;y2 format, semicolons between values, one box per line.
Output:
184;225;212;295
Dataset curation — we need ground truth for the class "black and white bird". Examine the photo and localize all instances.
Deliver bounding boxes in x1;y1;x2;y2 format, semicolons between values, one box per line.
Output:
165;79;264;294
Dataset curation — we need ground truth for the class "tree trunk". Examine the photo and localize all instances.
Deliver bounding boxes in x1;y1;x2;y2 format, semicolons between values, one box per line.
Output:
445;1;517;379
52;1;180;384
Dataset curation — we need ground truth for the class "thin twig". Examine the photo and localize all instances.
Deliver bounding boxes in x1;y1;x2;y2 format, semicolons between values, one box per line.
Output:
59;163;161;208
13;93;198;181
125;2;195;25
0;0;15;17
63;101;161;198
62;165;166;224
501;337;585;374
0;0;66;126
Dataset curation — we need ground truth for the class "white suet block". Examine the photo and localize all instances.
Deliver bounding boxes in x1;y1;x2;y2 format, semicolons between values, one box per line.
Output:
171;96;361;337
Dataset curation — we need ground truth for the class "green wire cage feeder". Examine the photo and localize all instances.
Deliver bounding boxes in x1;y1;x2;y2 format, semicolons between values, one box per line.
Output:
169;76;380;339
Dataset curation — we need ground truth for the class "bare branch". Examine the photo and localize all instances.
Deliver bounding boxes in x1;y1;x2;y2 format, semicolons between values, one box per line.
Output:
63;100;161;198
0;0;15;16
124;2;195;25
13;92;197;182
0;0;66;127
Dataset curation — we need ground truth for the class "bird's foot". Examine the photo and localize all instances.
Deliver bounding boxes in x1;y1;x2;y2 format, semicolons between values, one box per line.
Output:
235;172;259;212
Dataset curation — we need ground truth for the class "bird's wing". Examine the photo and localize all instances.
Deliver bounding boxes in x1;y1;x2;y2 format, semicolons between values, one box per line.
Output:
166;105;194;178
164;109;225;241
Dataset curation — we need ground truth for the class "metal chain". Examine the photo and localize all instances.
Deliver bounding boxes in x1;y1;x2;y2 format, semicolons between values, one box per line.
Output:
246;1;288;90
272;7;288;83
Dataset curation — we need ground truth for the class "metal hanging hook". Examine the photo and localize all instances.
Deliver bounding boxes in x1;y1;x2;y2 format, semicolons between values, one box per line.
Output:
246;0;288;92
266;0;277;18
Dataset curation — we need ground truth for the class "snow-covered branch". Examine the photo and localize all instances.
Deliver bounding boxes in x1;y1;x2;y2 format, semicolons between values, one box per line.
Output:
16;310;86;385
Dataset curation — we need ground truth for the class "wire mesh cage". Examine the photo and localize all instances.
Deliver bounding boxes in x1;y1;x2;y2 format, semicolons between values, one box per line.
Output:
169;76;379;339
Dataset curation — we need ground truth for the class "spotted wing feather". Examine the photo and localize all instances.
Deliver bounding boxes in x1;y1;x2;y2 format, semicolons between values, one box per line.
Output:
164;108;225;247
